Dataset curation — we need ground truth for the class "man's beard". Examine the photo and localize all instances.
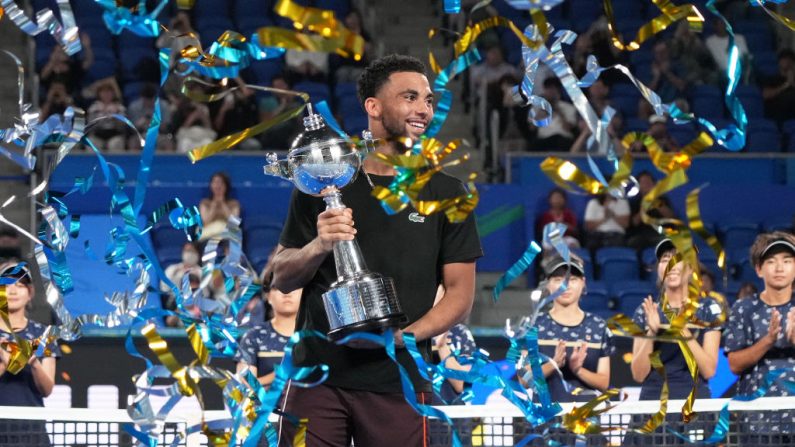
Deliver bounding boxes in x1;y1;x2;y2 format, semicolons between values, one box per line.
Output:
381;111;410;140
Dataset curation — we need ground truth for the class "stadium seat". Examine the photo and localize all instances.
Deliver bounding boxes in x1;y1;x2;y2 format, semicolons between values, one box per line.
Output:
295;81;332;106
640;247;657;281
569;248;595;281
193;0;232;22
763;216;793;232
746;129;782;153
596;247;640;281
244;221;284;272
250;58;285;86
236;16;274;37
343;113;369;136
747;118;777;132
119;47;157;82
692;88;725;121
719;220;761;250
609;95;639;118
315;0;351;19
610;0;645;20
753;51;778;80
610;280;655;315
334;82;358;101
726;247;755;283
582;281;612;319
736;85;765;118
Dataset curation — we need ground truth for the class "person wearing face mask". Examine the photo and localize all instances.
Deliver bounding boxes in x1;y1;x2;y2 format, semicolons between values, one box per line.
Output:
624;238;723;446
270;54;482;446
0;263;60;447
161;242;202;326
520;254;613;402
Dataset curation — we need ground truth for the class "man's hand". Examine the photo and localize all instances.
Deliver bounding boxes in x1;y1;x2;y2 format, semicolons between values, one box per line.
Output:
316;208;356;252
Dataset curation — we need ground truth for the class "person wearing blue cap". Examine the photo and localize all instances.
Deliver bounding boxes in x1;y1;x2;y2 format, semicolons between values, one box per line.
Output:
529;253;614;402
630;238;722;400
0;262;60;447
724;231;795;442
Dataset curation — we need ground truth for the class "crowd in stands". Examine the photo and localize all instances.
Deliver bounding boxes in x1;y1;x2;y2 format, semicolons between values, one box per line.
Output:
456;0;795;156
34;0;370;153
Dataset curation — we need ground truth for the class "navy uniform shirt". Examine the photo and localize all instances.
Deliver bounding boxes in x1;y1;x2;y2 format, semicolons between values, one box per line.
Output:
236;321;290;379
724;294;795;397
0;320;61;407
632;296;724;400
536;312;615;402
437;324;477;403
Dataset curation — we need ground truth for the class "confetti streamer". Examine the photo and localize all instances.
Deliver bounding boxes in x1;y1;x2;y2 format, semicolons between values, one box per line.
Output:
604;0;705;52
0;0;81;54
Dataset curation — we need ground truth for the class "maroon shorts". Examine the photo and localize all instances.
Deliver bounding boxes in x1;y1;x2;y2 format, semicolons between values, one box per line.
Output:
277;383;432;446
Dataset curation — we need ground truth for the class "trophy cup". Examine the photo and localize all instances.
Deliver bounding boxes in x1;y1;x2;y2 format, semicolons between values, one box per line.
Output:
264;106;405;340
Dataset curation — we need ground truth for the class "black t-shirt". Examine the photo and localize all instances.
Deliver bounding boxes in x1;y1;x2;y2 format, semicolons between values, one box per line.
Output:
279;171;483;393
763;74;795;123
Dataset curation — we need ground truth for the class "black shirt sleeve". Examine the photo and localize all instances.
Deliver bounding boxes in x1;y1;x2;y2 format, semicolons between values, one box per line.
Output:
279;188;322;249
438;182;483;264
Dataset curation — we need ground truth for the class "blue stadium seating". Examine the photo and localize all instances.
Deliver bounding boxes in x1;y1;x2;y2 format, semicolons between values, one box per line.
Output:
193;0;232;22
612;280;655;315
746;129;782;153
736;85;765;118
571;248;595;282
295;81;332;105
691;85;725;120
250;58;285;86
315;0;351;19
342;114;368;138
753;51;778;79
719;221;761;250
609;95;639;118
596;247;640;281
119;47;156;82
640;247;657;281
244;223;283;272
582;281;612;319
763;216;793;232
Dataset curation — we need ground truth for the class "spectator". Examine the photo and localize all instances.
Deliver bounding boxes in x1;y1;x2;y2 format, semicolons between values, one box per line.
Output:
631;114;680;152
160;242;203;323
170;94;216;154
469;46;519;106
0;263;59;447
86;78;127;152
705;18;749;75
670;21;719;86
164;272;203;327
235;283;301;389
537;188;580;250
210;77;260;150
583;193;630;252
0;227;21;261
736;281;758;301
332;9;374;83
127;83;174;151
762;49;795;125
528;77;577;151
257;75;303;150
40;81;74;120
587;79;611;116
569;111;625;155
626;171;676;250
199;172;241;240
40;32;93;96
639;41;687;119
285;46;329;83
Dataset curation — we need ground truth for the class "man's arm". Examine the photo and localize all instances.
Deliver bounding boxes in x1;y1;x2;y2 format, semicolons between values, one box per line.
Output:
398;262;476;344
271;208;355;293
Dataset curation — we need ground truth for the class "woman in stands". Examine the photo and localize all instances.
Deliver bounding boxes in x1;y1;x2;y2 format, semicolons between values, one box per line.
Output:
0;262;59;447
630;238;722;400
525;253;614;402
199;172;241;240
235;277;301;390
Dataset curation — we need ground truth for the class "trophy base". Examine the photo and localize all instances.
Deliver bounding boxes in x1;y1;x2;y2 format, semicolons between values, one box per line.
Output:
326;314;406;341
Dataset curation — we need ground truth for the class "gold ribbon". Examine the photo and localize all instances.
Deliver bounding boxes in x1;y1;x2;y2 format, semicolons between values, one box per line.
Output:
141;323;198;396
562;388;622;435
256;26;364;60
638;350;669;433
686;186;726;271
622;131;712;175
540;152;634;196
0;285;33;374
368;138;479;223
604;0;705;51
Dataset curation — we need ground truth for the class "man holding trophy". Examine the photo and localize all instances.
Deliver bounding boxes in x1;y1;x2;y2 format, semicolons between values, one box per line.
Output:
268;54;483;446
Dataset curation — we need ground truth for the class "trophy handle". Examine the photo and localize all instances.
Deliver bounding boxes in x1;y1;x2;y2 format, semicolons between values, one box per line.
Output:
263;152;291;178
323;190;369;279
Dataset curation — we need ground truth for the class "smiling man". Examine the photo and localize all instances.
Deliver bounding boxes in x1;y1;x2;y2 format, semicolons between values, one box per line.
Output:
271;55;482;446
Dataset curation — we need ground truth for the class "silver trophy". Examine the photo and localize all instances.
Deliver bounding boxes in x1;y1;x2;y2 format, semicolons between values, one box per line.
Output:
264;106;405;340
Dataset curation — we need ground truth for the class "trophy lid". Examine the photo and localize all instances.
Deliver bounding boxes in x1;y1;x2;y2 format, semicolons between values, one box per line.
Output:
286;105;361;196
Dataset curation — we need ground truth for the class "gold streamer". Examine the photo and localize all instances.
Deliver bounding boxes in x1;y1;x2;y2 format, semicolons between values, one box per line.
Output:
562;388;622;435
604;0;705;51
141;323;197;396
273;0;338;37
638;350;669;433
686;186;726;270
539;152;634;196
368;138;479;223
0;285;33;374
292;418;308;447
188;103;307;163
256;26;364;60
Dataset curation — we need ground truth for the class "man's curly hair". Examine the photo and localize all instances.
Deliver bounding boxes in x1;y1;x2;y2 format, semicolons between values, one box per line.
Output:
357;54;427;106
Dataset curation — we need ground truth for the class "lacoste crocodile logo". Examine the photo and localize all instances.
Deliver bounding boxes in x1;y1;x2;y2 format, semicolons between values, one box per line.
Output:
408;212;425;223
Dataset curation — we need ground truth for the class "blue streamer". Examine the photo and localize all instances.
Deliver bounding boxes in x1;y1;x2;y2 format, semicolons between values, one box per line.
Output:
315;100;348;138
492;241;542;302
425;48;481;137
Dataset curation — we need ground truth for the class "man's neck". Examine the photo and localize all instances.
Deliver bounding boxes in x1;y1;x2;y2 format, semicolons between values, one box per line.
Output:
363;128;406;176
760;286;793;306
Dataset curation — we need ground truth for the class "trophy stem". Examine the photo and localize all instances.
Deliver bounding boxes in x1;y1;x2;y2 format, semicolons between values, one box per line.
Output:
323;190;368;280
